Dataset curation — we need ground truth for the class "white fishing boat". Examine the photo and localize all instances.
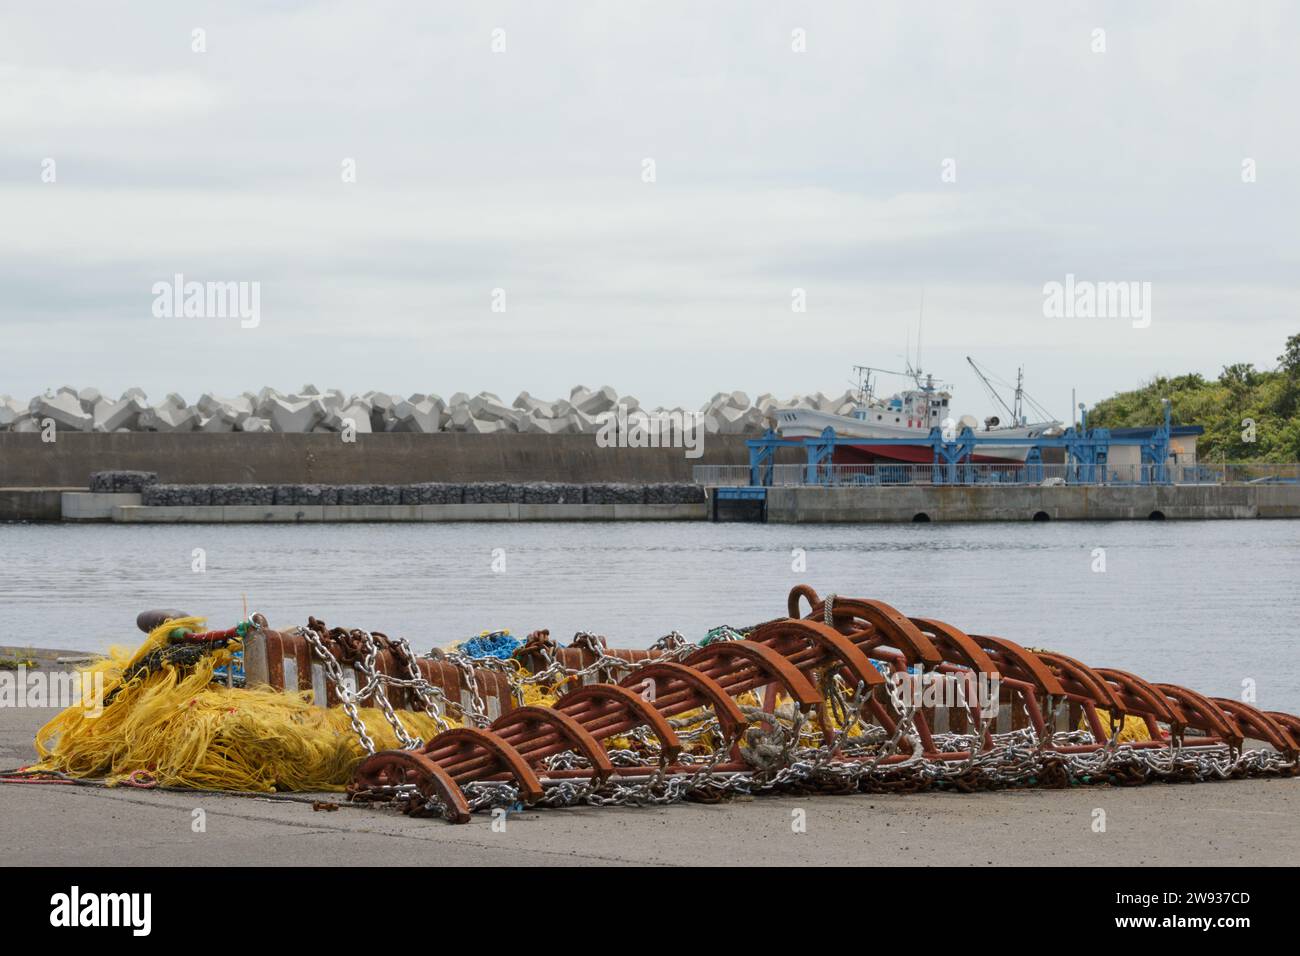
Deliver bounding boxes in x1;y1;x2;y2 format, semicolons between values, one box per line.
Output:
775;360;1063;464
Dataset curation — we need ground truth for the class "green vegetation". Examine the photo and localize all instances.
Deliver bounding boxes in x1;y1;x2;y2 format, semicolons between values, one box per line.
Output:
1087;334;1300;462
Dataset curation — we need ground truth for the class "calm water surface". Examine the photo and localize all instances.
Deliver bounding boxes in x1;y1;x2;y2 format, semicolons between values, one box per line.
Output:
1;521;1297;710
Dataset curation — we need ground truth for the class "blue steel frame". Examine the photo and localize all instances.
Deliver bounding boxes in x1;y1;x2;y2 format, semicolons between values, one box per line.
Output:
746;404;1174;487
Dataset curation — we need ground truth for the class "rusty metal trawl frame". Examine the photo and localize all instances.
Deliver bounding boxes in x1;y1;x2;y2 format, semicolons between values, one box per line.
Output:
241;587;1300;823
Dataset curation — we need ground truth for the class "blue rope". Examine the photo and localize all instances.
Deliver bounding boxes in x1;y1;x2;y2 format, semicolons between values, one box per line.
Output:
211;650;246;687
461;630;522;660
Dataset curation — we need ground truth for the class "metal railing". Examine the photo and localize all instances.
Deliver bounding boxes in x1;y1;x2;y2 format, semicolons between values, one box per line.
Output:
693;461;1300;488
1206;463;1300;484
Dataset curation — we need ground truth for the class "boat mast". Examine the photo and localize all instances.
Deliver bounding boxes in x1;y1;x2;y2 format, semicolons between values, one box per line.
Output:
851;365;873;403
966;356;1018;424
853;365;915;403
915;291;924;382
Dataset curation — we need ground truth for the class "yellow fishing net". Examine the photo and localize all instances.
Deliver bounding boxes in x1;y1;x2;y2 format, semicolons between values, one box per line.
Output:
518;681;559;708
1081;708;1152;743
33;618;454;792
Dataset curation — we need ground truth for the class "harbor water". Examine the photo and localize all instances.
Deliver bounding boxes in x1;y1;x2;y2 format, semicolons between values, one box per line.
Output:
2;520;1297;711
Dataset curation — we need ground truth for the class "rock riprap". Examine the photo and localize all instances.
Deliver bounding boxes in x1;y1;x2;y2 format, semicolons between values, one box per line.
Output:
126;481;701;506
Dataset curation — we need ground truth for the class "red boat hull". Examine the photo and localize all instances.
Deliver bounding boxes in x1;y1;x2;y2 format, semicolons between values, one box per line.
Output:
833;444;1023;466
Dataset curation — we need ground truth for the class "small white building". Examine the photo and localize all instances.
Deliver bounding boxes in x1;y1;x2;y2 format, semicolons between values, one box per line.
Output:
1104;426;1202;476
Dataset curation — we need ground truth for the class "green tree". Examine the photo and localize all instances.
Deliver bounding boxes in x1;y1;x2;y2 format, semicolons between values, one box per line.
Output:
1276;333;1300;417
1219;362;1258;389
1087;334;1299;463
1219;363;1257;412
1279;334;1300;377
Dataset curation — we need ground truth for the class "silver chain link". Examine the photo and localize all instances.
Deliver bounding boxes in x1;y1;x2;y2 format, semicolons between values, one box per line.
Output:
293;615;1297;816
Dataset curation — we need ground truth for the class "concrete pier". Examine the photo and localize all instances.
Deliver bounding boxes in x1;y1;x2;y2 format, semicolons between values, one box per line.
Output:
7;485;1300;523
762;483;1300;522
0;487;75;522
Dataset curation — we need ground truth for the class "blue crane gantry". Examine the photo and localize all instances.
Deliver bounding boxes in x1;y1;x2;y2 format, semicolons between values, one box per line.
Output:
746;402;1175;487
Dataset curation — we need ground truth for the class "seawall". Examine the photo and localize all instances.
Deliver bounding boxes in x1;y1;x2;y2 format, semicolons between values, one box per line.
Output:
0;433;751;487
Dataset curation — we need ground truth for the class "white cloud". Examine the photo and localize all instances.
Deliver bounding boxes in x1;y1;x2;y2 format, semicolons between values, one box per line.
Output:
0;1;1296;414
0;64;218;126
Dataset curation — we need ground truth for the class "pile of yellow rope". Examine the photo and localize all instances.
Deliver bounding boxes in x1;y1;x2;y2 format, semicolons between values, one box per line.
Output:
33;618;452;792
1081;708;1152;743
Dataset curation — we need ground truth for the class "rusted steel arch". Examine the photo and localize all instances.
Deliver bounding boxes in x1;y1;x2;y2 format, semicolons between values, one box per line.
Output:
617;662;746;741
683;641;823;710
1153;684;1240;742
491;706;615;783
964;634;1066;698
1030;651;1125;714
815;598;944;670
785;586;941;667
836;601;943;669
423;727;544;801
1266;712;1300;751
780;582;977;671
1093;668;1183;727
787;584;826;620
351;750;472;824
748;619;887;691
907;618;999;676
307;589;1300;825
1210;699;1298;756
555;683;683;761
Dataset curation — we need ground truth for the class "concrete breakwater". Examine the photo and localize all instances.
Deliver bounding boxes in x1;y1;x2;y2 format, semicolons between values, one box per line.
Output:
0;384;833;435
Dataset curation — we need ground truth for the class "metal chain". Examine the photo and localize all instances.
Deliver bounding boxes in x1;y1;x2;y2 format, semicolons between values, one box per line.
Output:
298;625;377;756
292;613;1297;816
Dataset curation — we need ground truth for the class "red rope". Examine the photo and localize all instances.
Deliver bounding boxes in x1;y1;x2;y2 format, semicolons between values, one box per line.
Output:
0;768;75;785
122;769;158;789
180;626;241;642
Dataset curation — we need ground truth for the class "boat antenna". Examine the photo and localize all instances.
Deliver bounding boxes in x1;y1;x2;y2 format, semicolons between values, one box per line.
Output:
853;364;915;402
916;288;925;377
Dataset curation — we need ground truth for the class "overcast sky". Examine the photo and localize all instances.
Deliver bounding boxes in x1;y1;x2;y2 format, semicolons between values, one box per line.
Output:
2;1;1297;420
